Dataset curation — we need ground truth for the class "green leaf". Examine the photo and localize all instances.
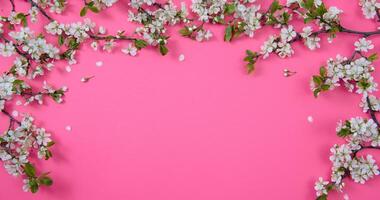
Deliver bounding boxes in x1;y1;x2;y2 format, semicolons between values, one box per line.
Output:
358;79;370;89
15;13;27;27
321;84;330;91
45;150;53;160
315;3;327;16
68;38;80;49
88;5;100;13
47;141;55;147
304;0;315;9
304;16;314;23
159;44;168;56
80;7;88;17
319;66;327;77
87;1;95;7
179;27;192;37
29;179;39;193
244;56;253;62
21;17;27;27
134;39;147;50
58;35;64;46
269;0;282;13
316;194;327;200
282;12;290;24
313;88;321;98
247;63;255;74
224;25;233;42
368;53;378;62
24;163;36;178
16;13;25;18
38;176;53;186
266;14;279;25
337;128;351;137
246;50;255;57
224;3;236;15
312;75;323;85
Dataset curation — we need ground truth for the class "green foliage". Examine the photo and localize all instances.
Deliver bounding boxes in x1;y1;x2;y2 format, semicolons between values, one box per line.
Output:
224;23;246;42
269;0;282;13
38;175;53;186
29;179;39;193
179;27;192;37
58;35;65;46
12;79;25;94
80;7;88;17
316;194;327;200
224;25;233;42
80;1;100;17
134;39;147;50
23;164;54;193
16;13;27;27
24;163;36;178
368;53;378;62
224;3;236;15
159;44;168;55
68;38;80;50
303;0;315;10
358;79;371;90
244;50;258;74
312;66;330;97
282;12;291;24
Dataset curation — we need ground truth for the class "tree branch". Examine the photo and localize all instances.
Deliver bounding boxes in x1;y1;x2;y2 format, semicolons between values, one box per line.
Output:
28;0;54;22
9;0;15;11
340;26;380;37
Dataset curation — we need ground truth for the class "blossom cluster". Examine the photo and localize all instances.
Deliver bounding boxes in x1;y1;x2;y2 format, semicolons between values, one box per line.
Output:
32;0;67;14
127;0;189;55
243;0;345;74
359;0;380;19
187;0;264;41
314;117;380;199
309;21;380;200
0;115;54;192
0;0;72;193
311;38;377;98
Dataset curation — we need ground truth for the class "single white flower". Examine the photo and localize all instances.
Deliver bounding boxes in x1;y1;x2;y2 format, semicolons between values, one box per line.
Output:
314;177;329;197
0;42;15;57
354;38;374;52
36;128;52;146
121;44;138;56
280;25;297;42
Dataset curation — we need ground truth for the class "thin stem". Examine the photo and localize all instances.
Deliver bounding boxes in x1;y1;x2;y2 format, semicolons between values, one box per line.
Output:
28;0;54;22
89;34;137;41
153;2;164;9
9;0;15;11
2;110;21;126
0;34;32;68
340;26;380;37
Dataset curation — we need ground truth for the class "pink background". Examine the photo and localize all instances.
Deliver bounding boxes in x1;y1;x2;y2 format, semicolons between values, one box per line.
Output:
1;0;380;199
